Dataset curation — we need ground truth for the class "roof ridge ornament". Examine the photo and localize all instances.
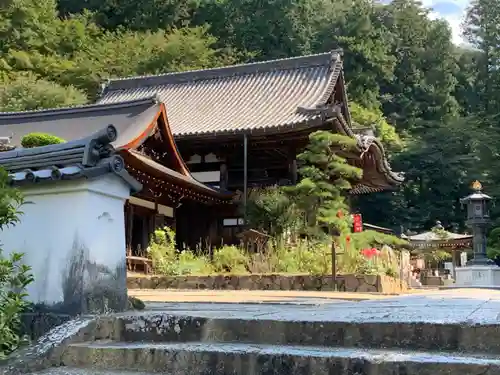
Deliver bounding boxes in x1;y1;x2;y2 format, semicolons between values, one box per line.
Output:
99;79;110;98
434;220;444;230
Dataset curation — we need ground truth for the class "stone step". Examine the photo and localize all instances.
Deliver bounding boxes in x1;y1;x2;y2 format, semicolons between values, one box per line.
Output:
29;368;156;375
62;340;500;375
105;313;500;354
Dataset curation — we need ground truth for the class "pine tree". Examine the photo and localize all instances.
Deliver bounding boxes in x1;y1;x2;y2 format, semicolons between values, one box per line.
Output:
286;130;363;239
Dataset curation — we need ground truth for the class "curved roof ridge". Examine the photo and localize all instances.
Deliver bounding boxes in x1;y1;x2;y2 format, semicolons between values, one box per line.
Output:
0;96;160;120
356;134;405;183
103;50;342;92
334;108;404;187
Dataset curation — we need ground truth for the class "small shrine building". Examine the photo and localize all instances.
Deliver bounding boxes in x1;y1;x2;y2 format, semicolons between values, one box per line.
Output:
402;221;472;280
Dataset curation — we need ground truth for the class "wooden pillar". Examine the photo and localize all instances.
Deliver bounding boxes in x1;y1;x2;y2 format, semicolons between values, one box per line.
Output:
125;202;134;255
141;216;149;254
149;210;156;235
153;198;165;230
220;163;228;190
243;133;248;225
155;214;165;229
289;158;298;184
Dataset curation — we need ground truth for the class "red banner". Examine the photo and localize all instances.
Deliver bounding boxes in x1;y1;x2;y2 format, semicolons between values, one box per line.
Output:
353;214;363;233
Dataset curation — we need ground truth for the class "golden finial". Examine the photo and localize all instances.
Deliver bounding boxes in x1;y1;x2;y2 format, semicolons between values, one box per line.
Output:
472;180;482;191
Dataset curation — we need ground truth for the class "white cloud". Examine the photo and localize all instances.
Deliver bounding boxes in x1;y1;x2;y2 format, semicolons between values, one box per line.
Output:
425;0;470;45
429;11;465;45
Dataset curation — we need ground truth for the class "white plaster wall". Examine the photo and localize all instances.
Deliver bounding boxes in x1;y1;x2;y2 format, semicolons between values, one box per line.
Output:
0;174;131;307
191;170;220;183
129;196;173;217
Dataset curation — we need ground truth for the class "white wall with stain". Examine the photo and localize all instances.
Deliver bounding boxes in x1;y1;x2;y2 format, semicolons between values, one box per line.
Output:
0;174;132;307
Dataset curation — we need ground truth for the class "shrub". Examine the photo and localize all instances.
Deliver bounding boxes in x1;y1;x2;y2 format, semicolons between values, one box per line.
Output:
177;250;213;275
212;245;249;274
21;133;65;148
127;296;145;310
0;251;33;359
269;240;331;275
145;228;403;278
0;168;32;358
245;186;301;242
148;227;177;275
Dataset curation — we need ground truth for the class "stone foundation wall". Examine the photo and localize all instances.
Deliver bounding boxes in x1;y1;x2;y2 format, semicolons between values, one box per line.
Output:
127;274;408;294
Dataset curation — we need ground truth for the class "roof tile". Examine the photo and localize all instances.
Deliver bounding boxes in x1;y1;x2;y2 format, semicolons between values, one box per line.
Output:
99;52;342;136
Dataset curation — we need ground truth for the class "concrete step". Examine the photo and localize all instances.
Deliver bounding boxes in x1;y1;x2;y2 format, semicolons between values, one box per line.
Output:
29;369;156;375
62;340;500;375
107;313;500;354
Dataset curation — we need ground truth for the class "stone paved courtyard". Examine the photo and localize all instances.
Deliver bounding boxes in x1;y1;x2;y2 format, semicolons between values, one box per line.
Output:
129;288;500;324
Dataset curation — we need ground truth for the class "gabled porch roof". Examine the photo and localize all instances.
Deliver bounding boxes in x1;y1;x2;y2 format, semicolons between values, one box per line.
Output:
0;97;232;204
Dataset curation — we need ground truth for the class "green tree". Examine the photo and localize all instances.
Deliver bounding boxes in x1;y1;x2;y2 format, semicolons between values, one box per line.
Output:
0;0;59;54
0;0;242;102
0;72;87;112
356;114;497;231
454;48;483;116
316;0;396;109
245;186;300;241
58;0;198;31
463;0;500;114
378;0;459;133
286;131;362;238
193;0;334;60
349;102;402;151
64;26;243;98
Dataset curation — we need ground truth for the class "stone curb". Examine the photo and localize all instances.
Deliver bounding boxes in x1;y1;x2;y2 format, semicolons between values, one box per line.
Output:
114;314;500;354
61;341;500;375
127;274;408;294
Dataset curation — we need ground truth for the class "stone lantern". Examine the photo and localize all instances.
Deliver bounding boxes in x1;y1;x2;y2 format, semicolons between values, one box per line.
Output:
459;180;493;266
454;180;500;288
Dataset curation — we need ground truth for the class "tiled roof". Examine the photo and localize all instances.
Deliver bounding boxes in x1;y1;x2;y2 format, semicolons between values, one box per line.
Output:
402;230;473;242
98;51;343;137
0;97;162;148
0;125;141;191
97;51;404;192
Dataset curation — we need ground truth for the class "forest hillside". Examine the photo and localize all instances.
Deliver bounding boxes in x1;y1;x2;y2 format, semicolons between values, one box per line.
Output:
0;0;497;233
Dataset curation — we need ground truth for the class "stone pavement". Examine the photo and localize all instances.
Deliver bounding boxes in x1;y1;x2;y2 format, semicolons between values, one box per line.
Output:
129;288;500;324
